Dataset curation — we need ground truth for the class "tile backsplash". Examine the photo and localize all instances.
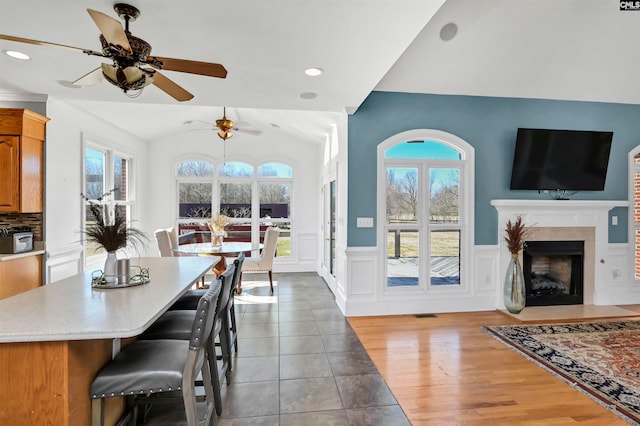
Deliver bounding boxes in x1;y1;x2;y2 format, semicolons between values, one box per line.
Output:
0;213;43;240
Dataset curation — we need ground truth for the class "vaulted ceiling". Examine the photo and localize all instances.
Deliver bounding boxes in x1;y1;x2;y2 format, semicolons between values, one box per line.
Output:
1;0;637;143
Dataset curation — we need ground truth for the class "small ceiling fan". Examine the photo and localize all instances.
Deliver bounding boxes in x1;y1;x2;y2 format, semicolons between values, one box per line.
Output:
0;3;227;101
184;107;263;140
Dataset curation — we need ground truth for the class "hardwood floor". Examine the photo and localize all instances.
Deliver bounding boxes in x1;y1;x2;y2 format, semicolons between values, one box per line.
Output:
348;306;640;425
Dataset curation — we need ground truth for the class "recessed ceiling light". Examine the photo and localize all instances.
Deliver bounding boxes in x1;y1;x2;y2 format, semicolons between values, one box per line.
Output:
304;67;324;77
57;80;81;89
440;23;458;41
300;92;317;100
4;50;30;60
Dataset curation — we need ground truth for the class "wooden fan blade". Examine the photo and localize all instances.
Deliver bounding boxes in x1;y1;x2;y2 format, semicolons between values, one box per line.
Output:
150;71;194;102
0;34;104;56
72;67;104;86
148;56;227;78
87;9;131;52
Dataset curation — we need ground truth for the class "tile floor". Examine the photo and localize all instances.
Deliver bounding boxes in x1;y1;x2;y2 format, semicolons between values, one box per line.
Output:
144;272;411;425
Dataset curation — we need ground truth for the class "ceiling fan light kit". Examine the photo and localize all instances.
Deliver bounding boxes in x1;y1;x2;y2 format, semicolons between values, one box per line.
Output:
0;3;227;102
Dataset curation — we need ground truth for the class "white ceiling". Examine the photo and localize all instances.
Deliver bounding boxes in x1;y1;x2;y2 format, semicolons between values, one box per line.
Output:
1;0;637;143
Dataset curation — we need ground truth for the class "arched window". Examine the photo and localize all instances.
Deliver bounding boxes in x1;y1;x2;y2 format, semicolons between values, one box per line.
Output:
378;130;474;292
175;159;293;257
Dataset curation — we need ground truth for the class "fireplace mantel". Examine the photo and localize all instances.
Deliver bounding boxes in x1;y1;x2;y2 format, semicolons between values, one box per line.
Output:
491;199;629;307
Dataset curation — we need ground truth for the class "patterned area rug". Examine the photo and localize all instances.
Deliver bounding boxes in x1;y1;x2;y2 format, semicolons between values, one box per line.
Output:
484;320;640;425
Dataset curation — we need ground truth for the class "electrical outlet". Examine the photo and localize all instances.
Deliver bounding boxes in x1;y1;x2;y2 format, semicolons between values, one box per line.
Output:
612;216;618;225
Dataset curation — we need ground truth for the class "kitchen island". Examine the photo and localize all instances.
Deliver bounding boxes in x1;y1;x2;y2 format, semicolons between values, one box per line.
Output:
0;256;219;426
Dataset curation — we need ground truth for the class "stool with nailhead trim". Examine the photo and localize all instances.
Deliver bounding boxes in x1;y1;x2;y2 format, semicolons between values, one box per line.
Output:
89;278;223;426
138;263;237;417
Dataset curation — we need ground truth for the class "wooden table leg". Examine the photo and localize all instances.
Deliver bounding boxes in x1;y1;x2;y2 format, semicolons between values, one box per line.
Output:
213;257;227;276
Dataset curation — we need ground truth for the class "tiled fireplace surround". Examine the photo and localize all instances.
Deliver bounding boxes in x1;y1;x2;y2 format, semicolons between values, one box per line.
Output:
492;199;628;307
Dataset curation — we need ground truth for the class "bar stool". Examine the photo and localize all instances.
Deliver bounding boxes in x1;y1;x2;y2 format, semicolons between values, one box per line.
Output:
169;253;244;357
139;264;236;416
89;281;222;426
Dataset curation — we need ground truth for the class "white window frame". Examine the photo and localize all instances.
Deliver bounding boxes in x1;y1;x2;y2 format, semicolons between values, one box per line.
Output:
175;159;294;256
376;129;474;296
82;139;136;267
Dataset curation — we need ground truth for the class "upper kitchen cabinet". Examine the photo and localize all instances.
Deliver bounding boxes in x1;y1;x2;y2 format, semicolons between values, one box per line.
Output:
0;109;49;213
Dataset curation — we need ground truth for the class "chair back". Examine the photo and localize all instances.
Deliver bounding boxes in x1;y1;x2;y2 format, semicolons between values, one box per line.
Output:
230;252;245;294
215;263;236;317
259;227;280;266
188;280;222;351
167;227;179;250
154;229;173;257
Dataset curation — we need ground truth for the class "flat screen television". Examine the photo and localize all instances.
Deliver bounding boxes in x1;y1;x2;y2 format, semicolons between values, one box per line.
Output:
509;128;613;191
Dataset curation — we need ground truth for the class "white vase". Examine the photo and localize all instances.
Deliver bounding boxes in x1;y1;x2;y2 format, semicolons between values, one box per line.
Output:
104;252;118;284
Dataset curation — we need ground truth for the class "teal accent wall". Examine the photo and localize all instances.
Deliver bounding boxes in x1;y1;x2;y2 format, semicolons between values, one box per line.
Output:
348;91;640;246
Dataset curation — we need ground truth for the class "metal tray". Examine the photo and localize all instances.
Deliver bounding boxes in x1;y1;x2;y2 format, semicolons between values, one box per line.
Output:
91;266;150;289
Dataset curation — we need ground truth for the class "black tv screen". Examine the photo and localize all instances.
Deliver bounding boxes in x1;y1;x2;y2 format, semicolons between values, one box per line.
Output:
509;128;613;191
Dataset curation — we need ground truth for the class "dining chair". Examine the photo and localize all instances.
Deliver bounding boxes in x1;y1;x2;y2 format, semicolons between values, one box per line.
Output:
156;227;210;289
241;226;280;292
90;280;222;426
154;228;173;257
139;264;236;416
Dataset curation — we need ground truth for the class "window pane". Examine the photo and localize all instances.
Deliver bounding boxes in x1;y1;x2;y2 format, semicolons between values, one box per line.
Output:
176;160;214;177
179;182;212;219
259;182;290;219
385;141;461;159
113;156;128;201
386;229;419;287
220;183;252;218
258;163;293;177
274;222;291;257
219;162;253;177
386;167;418;225
85;147;105;199
430;230;460;285
430;168;459;224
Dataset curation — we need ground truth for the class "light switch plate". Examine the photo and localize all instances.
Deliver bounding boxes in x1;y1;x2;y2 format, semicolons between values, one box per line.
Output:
356;217;374;228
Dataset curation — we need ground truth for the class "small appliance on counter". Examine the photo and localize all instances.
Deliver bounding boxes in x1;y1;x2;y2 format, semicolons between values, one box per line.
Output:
0;226;34;254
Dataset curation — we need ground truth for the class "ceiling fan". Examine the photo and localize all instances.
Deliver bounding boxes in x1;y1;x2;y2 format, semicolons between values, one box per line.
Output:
184;107;263;140
0;3;227;102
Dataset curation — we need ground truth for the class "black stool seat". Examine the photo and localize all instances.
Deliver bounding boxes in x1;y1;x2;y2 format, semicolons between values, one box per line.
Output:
90;281;222;426
169;290;205;311
91;340;189;397
142;311;196;340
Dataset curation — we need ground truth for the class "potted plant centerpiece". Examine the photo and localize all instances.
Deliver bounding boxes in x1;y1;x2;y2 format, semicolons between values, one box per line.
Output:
503;216;530;314
81;189;148;283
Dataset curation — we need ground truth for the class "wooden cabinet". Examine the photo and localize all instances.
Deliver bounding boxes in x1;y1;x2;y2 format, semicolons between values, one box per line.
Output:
0;255;42;300
0;109;49;213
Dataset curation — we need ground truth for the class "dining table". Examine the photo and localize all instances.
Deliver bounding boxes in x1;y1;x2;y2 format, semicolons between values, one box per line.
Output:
0;256;218;426
173;241;263;293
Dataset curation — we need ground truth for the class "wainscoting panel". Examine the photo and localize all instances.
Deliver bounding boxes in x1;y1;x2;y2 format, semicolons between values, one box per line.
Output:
475;245;499;292
46;244;84;284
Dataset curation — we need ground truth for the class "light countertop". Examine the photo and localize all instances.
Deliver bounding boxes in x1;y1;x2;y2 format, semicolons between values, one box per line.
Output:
0;249;45;261
0;256;219;343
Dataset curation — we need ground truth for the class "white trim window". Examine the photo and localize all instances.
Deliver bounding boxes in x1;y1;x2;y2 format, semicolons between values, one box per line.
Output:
377;129;474;293
82;143;134;263
176;159;293;257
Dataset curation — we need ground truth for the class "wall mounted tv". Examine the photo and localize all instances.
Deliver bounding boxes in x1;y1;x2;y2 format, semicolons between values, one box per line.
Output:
509;128;613;192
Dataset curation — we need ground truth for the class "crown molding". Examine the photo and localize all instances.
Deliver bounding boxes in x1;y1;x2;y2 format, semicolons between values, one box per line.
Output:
0;92;48;102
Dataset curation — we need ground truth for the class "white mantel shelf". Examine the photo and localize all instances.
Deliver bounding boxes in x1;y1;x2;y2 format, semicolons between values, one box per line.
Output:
491;199;629;210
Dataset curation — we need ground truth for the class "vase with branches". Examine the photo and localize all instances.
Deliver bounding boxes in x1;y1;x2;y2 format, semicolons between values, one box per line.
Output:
81;190;148;283
503;216;530;314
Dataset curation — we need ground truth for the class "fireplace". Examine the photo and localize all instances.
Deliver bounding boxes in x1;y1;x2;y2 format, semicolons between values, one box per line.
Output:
523;240;584;306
